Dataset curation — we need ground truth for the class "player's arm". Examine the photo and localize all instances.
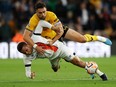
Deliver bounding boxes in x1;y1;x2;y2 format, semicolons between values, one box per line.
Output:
39;20;60;31
23;29;45;55
39;20;64;45
50;12;64;44
51;21;64;44
23;29;34;47
23;14;45;54
23;57;35;79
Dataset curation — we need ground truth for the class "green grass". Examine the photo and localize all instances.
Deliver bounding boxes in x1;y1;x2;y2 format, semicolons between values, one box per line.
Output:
0;56;116;87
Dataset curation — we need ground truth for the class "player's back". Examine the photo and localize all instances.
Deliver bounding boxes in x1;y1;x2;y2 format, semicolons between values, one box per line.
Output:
26;11;59;39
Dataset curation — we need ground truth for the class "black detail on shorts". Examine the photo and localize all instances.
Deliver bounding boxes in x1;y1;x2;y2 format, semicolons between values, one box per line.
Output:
25;64;31;67
73;52;76;55
59;25;69;42
62;25;69;38
59;37;64;42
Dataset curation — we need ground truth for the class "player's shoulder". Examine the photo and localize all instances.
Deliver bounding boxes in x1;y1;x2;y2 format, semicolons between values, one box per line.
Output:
30;13;39;21
47;11;56;16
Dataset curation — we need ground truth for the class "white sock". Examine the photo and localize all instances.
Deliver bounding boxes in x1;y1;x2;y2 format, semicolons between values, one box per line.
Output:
97;36;106;42
96;69;104;76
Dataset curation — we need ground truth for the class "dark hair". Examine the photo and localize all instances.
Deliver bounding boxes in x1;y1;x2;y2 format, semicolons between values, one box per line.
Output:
17;42;26;53
35;1;46;10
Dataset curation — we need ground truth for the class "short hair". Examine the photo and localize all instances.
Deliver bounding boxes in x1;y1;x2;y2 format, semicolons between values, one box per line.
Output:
35;1;46;10
17;42;26;53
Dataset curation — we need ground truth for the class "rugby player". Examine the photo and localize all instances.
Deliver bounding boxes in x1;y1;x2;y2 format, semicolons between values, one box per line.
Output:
17;39;108;81
23;1;112;55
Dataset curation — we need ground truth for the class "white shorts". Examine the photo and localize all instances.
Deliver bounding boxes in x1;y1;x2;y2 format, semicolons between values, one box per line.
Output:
49;41;75;67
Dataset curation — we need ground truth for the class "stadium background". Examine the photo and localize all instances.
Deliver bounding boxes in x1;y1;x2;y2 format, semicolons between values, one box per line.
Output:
0;1;116;87
0;0;116;58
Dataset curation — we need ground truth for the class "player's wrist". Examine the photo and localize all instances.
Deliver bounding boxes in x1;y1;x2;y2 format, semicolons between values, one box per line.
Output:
51;26;55;30
26;71;31;78
33;44;37;49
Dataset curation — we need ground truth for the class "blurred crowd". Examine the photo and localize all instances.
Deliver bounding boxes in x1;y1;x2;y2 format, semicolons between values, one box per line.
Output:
0;0;116;43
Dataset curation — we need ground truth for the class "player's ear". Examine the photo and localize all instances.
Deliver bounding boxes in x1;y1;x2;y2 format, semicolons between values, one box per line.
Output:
27;44;33;48
45;7;47;11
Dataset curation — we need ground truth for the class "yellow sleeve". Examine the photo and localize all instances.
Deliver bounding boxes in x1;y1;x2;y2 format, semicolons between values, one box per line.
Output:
41;12;58;39
26;14;39;31
49;12;59;25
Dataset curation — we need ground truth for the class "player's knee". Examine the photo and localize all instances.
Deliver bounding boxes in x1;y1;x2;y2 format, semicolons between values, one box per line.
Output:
52;65;60;72
70;57;81;65
52;67;58;72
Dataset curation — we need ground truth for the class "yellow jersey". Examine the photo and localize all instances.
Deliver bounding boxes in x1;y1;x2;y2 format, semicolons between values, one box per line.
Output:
26;11;59;39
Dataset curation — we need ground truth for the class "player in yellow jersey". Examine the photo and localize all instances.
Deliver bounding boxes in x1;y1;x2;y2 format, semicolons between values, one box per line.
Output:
23;1;112;55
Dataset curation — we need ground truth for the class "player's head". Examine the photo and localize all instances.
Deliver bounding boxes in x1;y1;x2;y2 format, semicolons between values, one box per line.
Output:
35;1;47;19
17;42;32;55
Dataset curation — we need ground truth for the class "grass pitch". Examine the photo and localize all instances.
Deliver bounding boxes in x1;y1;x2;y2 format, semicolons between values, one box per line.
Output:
0;56;116;87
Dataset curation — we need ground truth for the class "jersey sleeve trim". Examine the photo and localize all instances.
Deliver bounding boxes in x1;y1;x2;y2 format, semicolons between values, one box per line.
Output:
26;28;33;32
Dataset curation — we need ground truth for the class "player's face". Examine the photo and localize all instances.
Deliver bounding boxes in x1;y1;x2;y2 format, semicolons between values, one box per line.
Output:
21;45;32;55
36;7;47;20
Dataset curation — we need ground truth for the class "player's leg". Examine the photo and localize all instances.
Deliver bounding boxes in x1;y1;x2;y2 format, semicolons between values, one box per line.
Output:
68;56;108;81
68;56;86;68
96;69;108;81
64;28;112;45
60;41;108;81
49;58;61;72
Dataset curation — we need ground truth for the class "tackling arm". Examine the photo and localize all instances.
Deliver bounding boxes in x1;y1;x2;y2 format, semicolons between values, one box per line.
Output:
23;29;45;55
39;20;60;30
51;21;64;44
23;29;34;47
39;20;64;44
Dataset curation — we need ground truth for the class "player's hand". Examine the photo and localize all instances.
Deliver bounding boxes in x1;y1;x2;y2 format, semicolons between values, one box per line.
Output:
36;46;45;55
51;25;60;31
54;27;63;35
30;72;35;79
47;39;53;46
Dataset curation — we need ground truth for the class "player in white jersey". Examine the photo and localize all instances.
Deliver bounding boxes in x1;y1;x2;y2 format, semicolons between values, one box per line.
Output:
17;36;108;81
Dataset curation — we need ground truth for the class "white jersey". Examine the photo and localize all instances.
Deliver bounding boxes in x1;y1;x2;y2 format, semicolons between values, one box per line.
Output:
23;39;75;65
